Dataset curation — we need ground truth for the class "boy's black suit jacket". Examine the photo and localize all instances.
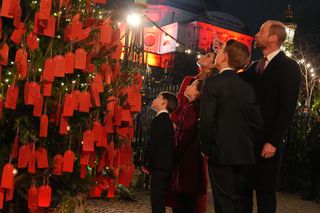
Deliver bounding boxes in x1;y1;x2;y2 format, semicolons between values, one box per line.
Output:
144;112;175;171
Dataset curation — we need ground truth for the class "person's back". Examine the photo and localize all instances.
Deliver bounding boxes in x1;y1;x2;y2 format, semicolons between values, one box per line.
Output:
204;70;260;165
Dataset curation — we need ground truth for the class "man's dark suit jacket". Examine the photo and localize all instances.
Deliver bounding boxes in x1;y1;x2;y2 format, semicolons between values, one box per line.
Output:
200;70;262;165
240;51;301;191
144;112;175;171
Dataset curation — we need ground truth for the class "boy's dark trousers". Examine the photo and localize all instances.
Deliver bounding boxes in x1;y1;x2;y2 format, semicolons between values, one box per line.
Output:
150;169;172;213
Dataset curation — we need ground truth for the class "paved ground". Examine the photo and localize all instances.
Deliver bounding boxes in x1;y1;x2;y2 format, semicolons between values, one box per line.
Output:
87;188;320;213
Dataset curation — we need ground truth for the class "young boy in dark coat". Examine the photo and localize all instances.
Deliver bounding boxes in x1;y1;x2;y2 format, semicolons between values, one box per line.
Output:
143;91;178;213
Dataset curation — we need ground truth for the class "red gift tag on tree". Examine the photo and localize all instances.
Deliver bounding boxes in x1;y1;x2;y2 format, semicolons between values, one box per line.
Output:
0;97;3;120
42;82;52;97
5;84;19;110
43;16;56;37
104;115;114;134
1;163;14;189
38;185;51;207
33;95;44;117
18;144;30;168
78;91;91;112
62;93;75;116
63;150;75;173
28;144;36;174
80;165;87;179
0;0;15;18
39;114;49;137
59;115;69;135
112;28;120;44
89;152;96;168
112;42;123;60
43;58;55;82
0;42;9;66
52;154;63;176
65;52;75;74
13;3;22;28
80;151;90;165
10;27;26;45
94;0;107;4
11;135;19;159
91;90;100;107
82;130;95;152
107;96;117;116
26;82;41;106
97;154;105;172
93;121;103;144
39;0;52;20
15;48;28;80
28;185;38;211
53;55;65;77
36;147;49;169
72;90;81;111
6;184;14;201
100;20;112;44
0;189;3;209
106;141;115;167
114;105;123;126
92;74;104;93
74;48;87;70
0;18;2;40
27;33;39;51
107;179;115;198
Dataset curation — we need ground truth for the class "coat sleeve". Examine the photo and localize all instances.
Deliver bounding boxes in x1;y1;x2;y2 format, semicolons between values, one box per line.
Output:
199;78;219;157
175;104;199;162
270;61;301;147
143;120;162;168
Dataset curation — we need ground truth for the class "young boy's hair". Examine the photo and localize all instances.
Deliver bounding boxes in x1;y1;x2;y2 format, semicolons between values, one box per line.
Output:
159;91;178;113
224;39;250;70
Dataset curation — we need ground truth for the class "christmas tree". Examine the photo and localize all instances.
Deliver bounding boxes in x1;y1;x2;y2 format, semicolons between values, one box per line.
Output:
0;0;142;211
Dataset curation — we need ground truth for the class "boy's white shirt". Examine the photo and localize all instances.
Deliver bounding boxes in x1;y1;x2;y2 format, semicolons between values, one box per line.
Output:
156;110;169;117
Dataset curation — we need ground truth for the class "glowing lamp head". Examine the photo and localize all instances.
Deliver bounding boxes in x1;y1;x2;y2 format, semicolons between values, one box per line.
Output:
127;13;141;27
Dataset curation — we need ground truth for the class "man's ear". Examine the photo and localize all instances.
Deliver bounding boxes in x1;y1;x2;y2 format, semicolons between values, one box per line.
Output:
269;34;277;44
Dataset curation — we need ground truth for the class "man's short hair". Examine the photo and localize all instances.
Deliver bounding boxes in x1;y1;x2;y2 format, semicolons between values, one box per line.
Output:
224;39;250;70
268;20;287;46
159;91;178;113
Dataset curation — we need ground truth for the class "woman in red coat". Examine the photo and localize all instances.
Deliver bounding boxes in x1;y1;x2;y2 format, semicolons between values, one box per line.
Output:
169;79;208;213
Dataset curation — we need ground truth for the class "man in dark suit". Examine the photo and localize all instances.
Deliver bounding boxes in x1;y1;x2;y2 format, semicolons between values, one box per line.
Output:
240;20;301;213
143;91;178;213
200;39;263;213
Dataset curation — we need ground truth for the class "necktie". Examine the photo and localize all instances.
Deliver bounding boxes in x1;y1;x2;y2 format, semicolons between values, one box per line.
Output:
259;57;267;74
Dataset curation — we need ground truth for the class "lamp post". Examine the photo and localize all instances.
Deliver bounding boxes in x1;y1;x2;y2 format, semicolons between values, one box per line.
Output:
283;4;297;53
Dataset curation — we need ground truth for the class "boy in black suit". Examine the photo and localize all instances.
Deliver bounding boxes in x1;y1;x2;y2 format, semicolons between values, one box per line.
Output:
143;91;178;213
200;40;262;213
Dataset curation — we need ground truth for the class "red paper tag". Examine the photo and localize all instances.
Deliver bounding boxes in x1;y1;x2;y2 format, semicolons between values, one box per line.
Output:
1;163;14;189
59;115;69;135
106;141;115;167
43;58;55;82
0;189;4;209
33;95;44;117
10;135;19;159
39;114;49;137
104;115;114;133
65;52;75;74
100;21;112;44
52;154;63;176
6;184;14;201
107;179;115;198
0;42;9;66
10;27;26;45
90;89;100;107
112;28;121;44
97;155;105;172
15;48;28;80
0;97;3;120
112;42;123;60
80;165;87;179
80;151;90;165
28;145;36;174
93;121;103;143
0;18;2;40
70;20;83;41
62;93;75;116
36;147;49;168
0;0;14;18
38;185;51;207
94;0;107;4
42;82;52;97
92;74;104;93
18;144;30;168
39;0;52;20
74;48;87;70
53;55;65;77
27;33;39;51
72;90;81;110
28;186;38;211
13;3;22;28
26;82;41;106
83;130;95;152
78;91;91;112
63;150;75;173
5;84;19;110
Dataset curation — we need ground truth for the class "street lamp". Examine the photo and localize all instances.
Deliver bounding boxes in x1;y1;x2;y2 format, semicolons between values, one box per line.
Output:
283;5;297;53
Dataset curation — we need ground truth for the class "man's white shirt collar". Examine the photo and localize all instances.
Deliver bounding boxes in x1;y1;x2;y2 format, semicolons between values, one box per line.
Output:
156;110;169;117
265;49;281;63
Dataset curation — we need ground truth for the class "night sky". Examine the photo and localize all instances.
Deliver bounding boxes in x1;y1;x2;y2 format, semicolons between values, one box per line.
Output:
215;0;320;36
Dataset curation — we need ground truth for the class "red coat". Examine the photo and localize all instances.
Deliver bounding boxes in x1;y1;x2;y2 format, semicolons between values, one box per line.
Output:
167;101;208;212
